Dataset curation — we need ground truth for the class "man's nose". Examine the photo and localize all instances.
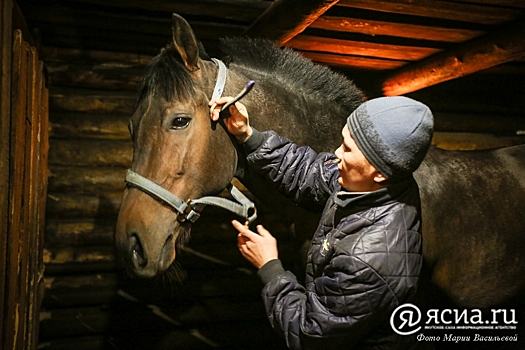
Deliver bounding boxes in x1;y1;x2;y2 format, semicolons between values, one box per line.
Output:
334;145;342;158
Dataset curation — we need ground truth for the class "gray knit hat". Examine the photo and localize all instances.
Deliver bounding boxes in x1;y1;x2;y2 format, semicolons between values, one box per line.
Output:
347;96;434;182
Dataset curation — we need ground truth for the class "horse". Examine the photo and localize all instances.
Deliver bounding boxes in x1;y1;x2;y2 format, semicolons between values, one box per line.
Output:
115;13;525;311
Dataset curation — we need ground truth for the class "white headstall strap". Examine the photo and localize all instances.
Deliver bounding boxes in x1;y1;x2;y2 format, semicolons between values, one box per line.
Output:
125;58;257;224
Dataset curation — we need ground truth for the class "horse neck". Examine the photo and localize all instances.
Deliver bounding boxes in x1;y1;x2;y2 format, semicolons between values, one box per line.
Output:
226;65;348;153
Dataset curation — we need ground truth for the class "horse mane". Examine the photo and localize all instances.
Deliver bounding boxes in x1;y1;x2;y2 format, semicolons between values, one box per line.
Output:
137;38;365;112
220;37;365;112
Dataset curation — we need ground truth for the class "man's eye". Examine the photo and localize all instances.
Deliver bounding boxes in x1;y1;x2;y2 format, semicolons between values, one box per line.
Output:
170;116;191;130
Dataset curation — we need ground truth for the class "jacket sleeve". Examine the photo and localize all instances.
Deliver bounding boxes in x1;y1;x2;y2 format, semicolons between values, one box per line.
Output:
243;129;340;210
259;253;399;350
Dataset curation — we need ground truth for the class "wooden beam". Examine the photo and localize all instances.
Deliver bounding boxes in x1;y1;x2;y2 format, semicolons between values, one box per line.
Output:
0;2;13;347
383;18;525;96
243;0;340;45
446;0;525;9
309;16;485;43
299;51;406;70
337;0;522;25
287;35;440;61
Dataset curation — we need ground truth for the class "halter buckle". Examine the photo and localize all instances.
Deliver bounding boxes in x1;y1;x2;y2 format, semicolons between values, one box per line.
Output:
177;202;201;223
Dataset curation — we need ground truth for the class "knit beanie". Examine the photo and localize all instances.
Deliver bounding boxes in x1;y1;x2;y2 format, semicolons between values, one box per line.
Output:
347;96;434;182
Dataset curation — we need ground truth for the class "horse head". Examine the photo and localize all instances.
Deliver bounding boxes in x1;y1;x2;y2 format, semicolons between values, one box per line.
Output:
115;14;237;278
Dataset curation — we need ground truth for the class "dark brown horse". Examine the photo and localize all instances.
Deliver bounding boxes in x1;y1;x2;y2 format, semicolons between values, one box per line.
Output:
116;14;525;311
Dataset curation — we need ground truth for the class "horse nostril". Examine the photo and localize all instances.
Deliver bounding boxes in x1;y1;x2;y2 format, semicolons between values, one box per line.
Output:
129;234;148;268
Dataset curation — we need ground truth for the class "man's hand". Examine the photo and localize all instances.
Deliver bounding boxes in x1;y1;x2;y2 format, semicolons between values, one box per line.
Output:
232;220;278;269
209;97;252;142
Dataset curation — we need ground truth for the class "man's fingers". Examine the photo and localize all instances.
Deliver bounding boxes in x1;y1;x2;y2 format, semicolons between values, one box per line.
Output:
232;220;259;240
256;225;272;238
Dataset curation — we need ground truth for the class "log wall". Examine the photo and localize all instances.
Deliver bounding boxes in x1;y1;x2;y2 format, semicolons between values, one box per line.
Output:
1;1;49;347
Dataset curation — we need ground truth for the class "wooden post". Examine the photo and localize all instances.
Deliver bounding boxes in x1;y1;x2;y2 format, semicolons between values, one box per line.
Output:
243;0;340;45
1;24;48;350
0;0;12;346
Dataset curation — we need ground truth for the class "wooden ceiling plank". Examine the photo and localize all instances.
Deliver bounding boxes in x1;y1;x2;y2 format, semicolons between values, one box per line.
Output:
310;16;486;42
382;18;525;96
287;35;441;61
299;51;407;70
444;0;525;9
243;0;340;45
30;20;224;56
337;0;522;25
58;0;269;23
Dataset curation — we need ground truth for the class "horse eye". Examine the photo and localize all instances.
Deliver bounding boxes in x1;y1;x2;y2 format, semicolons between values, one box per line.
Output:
170;116;191;130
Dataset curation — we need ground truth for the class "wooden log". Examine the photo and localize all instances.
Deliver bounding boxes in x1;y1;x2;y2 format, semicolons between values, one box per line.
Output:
45;192;122;219
451;0;525;8
243;0;339;45
43;246;118;274
0;2;13;347
287;35;441;61
434;112;525;134
42;274;119;308
41;46;153;66
299;51;406;70
49;112;130;140
42;269;266;308
45;218;117;247
48;139;132;167
45;63;143;91
336;0;522;25
49;87;135;114
383;18;525;96
432;132;525;151
33;22;223;58
309;16;485;43
48;166;127;193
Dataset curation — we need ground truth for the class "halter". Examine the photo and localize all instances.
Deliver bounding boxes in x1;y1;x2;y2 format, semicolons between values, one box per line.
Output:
125;59;257;224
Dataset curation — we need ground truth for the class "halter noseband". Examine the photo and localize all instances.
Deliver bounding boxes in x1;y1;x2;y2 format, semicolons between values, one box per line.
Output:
125;59;257;224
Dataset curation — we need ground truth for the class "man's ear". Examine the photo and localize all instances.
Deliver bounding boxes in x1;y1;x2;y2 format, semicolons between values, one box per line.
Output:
374;172;388;183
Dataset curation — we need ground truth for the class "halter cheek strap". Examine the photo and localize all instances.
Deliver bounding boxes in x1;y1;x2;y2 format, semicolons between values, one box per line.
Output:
125;58;257;224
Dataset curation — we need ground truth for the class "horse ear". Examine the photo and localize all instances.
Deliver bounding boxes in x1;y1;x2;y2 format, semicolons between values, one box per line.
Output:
172;13;199;71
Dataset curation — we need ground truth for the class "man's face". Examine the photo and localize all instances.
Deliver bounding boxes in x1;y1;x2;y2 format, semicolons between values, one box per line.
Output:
334;126;380;192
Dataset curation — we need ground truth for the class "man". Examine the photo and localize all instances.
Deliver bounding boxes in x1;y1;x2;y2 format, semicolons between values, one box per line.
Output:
209;96;434;349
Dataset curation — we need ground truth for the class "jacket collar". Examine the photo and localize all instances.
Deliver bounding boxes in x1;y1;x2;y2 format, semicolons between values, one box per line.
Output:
334;175;416;209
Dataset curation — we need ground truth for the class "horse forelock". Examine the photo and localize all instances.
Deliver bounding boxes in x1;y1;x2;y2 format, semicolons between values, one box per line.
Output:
135;43;211;109
220;37;366;112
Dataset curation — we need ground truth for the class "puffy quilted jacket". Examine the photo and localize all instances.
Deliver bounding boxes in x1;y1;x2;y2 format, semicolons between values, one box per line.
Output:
243;130;423;350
